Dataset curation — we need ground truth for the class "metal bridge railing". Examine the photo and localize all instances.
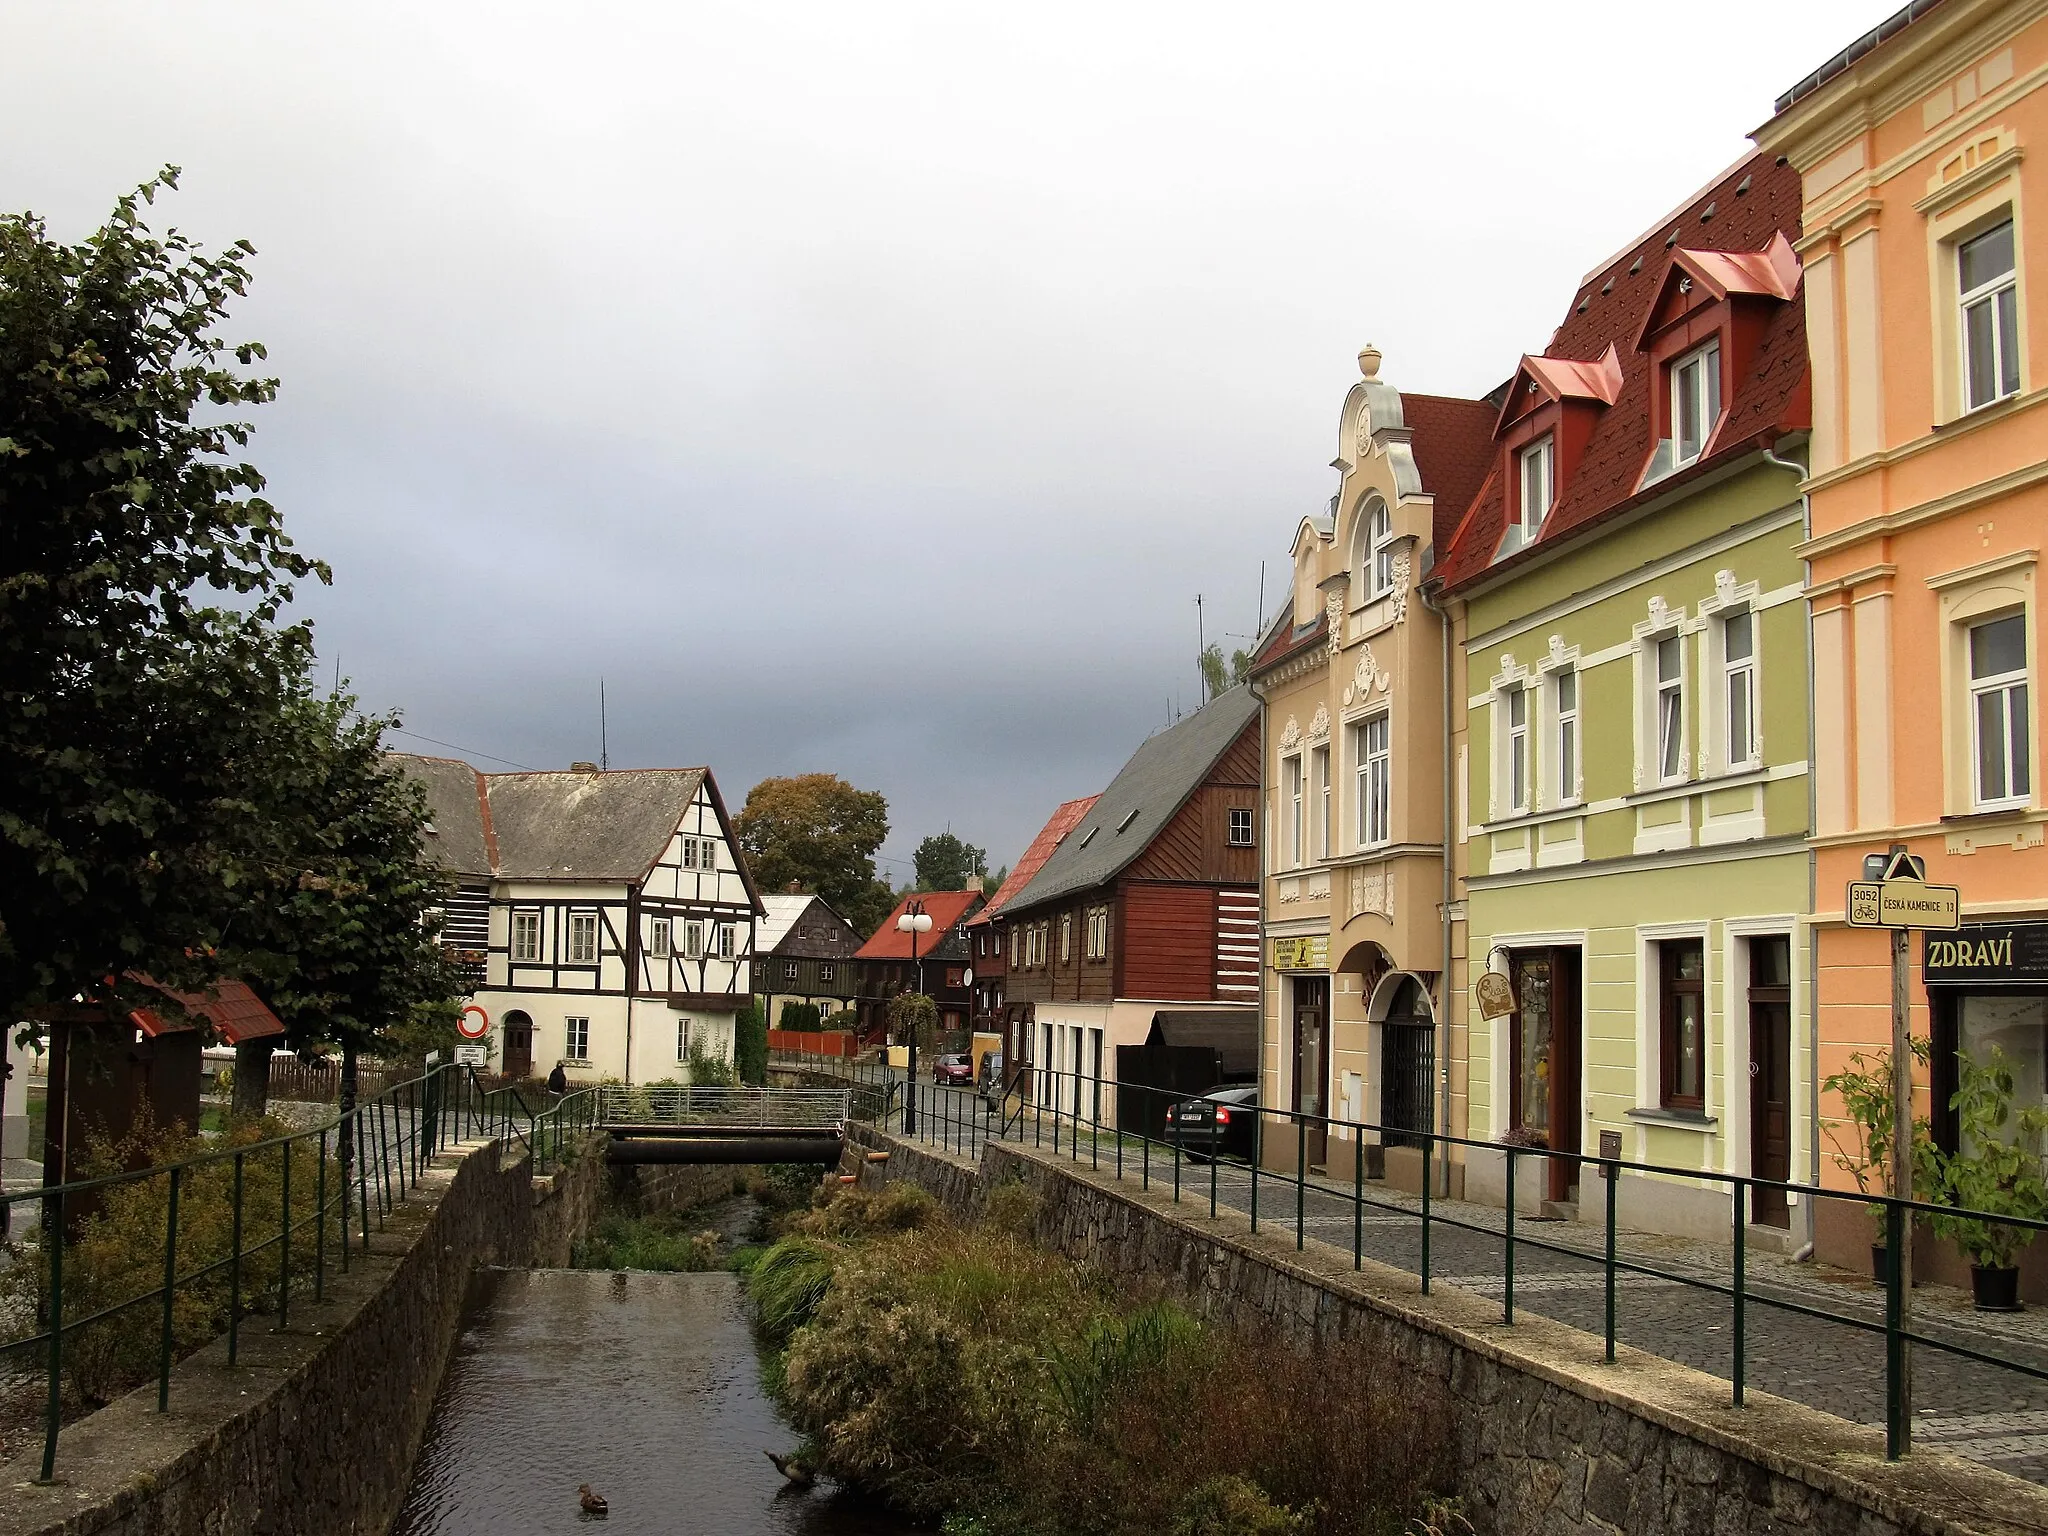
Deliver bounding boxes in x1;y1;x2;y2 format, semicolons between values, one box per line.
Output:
595;1083;850;1129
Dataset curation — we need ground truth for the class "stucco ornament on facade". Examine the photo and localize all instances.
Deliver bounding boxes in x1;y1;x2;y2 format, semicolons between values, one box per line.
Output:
1326;591;1345;657
1279;715;1302;751
1344;646;1391;707
1389;550;1411;624
1351;865;1394;921
1307;703;1331;743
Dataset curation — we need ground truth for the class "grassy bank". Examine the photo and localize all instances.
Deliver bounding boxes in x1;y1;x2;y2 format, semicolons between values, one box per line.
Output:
571;1164;821;1272
743;1180;1463;1536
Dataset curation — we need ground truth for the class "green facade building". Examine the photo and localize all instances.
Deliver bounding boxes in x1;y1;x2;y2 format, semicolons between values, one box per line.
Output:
1433;153;1817;1244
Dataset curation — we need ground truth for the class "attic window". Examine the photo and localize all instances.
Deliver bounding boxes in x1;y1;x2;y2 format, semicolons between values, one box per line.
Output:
1600;277;1614;295
1736;175;1752;196
1629;256;1643;275
1116;807;1141;833
1078;826;1098;849
1665;227;1679;248
1699;201;1717;223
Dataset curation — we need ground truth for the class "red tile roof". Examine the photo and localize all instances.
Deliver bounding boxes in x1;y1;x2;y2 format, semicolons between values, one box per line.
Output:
1403;392;1504;558
967;796;1100;926
854;888;985;959
1436;152;1807;595
130;977;286;1044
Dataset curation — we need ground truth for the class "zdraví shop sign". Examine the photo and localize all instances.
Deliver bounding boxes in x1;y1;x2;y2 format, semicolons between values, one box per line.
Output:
1923;923;2048;984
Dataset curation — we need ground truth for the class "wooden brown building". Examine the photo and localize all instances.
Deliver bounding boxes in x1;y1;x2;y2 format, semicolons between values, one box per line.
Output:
1000;687;1260;1115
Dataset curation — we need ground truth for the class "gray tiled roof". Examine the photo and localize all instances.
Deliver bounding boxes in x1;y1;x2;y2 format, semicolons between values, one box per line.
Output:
1003;686;1259;914
397;755;493;878
483;768;707;881
389;755;710;884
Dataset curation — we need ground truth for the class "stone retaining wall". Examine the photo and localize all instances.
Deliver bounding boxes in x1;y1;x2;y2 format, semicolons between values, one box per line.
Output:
1;1134;537;1536
846;1124;2048;1536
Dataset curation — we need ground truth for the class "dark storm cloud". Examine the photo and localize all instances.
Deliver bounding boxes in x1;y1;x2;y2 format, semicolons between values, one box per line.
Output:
1;0;1877;866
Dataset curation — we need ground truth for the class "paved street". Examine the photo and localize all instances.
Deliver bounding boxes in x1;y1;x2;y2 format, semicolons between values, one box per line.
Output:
858;1071;2048;1484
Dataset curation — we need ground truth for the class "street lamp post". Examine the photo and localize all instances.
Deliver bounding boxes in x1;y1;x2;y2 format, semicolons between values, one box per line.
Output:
896;900;933;1134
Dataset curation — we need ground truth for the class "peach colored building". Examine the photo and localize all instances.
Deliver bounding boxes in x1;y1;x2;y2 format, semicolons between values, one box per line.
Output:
1756;0;2048;1276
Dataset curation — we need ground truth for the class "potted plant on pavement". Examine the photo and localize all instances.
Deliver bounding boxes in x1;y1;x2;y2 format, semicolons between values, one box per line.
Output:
1823;1039;1930;1282
1920;1046;2048;1312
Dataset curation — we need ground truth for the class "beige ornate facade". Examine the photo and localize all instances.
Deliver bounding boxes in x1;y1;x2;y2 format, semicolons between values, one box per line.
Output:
1250;347;1494;1190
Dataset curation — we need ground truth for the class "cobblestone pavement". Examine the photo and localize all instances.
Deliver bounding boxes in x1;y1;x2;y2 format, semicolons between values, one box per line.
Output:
880;1077;2048;1486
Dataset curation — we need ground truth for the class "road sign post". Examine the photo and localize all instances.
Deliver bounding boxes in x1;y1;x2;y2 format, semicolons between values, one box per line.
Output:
1844;845;1960;1458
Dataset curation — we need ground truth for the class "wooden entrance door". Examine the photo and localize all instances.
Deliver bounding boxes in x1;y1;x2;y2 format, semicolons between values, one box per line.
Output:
502;1013;533;1080
1747;937;1792;1227
1509;948;1581;1203
1292;976;1329;1169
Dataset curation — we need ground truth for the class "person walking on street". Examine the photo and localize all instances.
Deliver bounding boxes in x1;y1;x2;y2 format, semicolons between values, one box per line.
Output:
546;1061;567;1097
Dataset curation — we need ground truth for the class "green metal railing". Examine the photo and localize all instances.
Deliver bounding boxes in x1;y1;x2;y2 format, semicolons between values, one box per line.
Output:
0;1060;544;1482
771;1048;2048;1465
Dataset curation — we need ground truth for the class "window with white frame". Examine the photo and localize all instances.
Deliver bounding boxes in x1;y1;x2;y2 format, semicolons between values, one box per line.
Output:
677;1019;690;1060
1553;668;1579;804
1518;437;1553;540
1008;926;1019;966
1656;635;1686;783
1505;686;1530;813
1059;912;1072;964
1960;220;2019;412
511;909;542;963
564;1016;590;1061
697;837;718;871
649;916;672;959
821;962;835;983
783;960;798;980
716;923;736;959
1670;340;1722;466
1286;754;1304;866
1355;715;1390;846
1312;744;1331;859
684;920;705;959
1970;612;2032;808
1363;499;1395;599
567;911;599;964
1085;906;1109;960
1227;807;1253;846
1722;608;1756;767
680;837;699;869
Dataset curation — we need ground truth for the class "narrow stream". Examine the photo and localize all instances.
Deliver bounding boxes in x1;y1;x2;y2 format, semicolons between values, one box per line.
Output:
390;1245;921;1534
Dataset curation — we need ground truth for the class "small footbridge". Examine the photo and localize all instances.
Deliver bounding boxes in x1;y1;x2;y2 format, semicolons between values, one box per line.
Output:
594;1085;850;1165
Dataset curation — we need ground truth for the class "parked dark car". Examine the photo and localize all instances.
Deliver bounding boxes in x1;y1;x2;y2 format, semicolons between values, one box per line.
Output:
977;1051;1006;1107
933;1052;974;1086
1163;1084;1258;1162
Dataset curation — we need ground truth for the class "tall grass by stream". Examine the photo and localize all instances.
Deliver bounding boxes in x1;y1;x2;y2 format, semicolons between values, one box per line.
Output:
743;1179;1464;1536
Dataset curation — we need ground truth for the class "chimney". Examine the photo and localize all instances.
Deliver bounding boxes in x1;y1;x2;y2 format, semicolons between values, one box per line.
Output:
787;880;803;893
964;874;984;893
570;761;600;774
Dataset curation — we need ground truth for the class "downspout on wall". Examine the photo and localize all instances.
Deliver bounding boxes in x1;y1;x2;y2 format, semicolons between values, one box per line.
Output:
1248;672;1272;1144
1762;442;1817;1262
1420;579;1456;1198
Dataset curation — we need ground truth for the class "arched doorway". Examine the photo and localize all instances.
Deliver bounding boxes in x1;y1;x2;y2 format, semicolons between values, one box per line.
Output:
502;1010;534;1080
1372;975;1434;1147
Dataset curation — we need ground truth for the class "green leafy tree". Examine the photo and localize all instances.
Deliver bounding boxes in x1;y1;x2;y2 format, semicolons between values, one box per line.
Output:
735;773;892;936
913;832;987;892
888;991;938;1051
0;168;329;1025
734;1000;767;1085
224;692;458;1182
1197;644;1254;703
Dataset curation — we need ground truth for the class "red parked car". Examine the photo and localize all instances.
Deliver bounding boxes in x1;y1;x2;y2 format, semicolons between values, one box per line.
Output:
933;1052;974;1086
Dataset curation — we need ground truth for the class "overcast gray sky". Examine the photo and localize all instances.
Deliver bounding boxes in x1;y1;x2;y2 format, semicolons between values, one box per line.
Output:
3;0;1880;881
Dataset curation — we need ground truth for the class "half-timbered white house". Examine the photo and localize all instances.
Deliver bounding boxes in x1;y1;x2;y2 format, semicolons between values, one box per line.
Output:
395;755;764;1084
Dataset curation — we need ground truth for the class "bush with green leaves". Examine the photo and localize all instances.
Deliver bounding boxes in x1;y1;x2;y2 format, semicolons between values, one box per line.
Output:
747;1183;1452;1535
0;1111;335;1408
734;1001;768;1085
778;1000;823;1032
685;1035;738;1087
1822;1036;1932;1231
888;991;939;1050
1918;1045;2048;1270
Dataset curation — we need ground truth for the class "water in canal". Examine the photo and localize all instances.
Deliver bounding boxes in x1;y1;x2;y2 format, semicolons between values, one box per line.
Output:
390;1263;922;1536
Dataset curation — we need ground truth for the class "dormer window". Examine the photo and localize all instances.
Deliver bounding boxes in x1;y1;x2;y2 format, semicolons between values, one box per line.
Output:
1518;437;1554;540
1671;341;1722;466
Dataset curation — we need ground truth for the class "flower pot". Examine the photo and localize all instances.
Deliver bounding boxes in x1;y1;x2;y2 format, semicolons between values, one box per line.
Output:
1872;1244;1889;1285
1971;1263;2023;1312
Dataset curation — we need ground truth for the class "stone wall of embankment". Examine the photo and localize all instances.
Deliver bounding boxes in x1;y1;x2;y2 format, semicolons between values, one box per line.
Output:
846;1123;2048;1536
0;1132;610;1536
